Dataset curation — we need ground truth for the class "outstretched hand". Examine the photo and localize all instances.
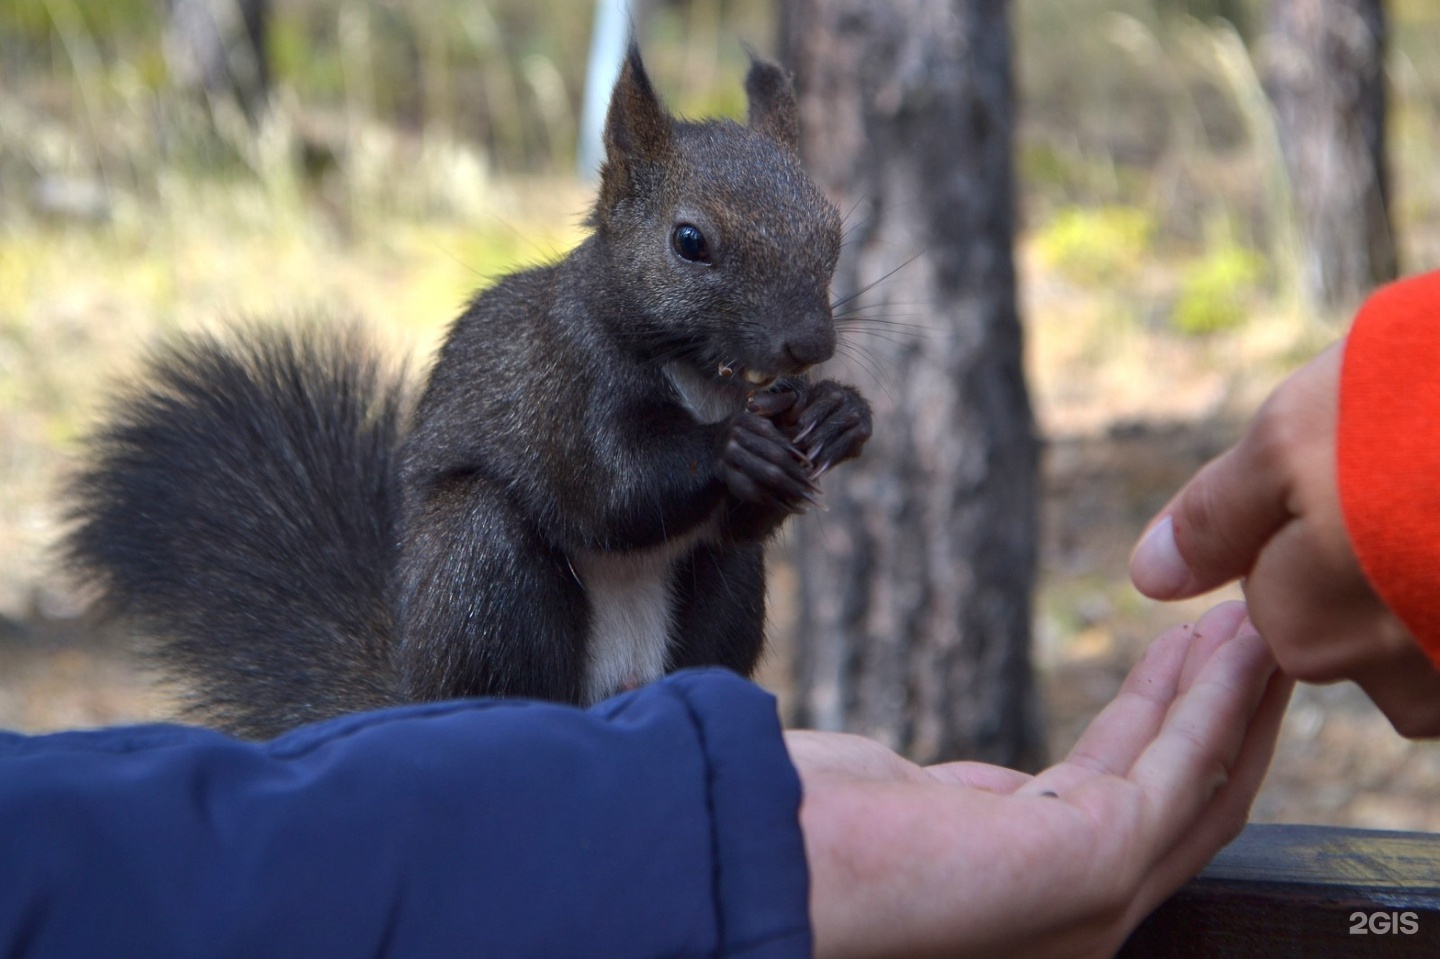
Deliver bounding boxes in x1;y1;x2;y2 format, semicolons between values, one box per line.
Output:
790;602;1291;959
1128;342;1440;737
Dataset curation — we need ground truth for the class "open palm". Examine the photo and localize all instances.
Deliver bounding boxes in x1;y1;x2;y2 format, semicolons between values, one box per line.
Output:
789;601;1292;959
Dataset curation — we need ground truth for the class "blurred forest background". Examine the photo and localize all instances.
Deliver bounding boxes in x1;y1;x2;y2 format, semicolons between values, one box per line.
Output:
2;0;1439;828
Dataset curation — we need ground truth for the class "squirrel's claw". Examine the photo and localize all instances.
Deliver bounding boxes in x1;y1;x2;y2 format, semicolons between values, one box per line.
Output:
722;410;820;513
783;380;873;482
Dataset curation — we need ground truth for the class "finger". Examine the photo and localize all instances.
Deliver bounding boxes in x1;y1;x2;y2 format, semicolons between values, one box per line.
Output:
1252;528;1440;739
748;387;799;418
733;415;810;469
1240;516;1440;738
794;390;843;441
1134;667;1294;916
721;459;810;512
728;425;817;499
1351;648;1440;739
1083;601;1248;755
1018;604;1251;799
721;470;770;508
1124;628;1278;843
728;439;813;495
1128;444;1290;600
1241;516;1372;681
1014;620;1198;797
806;417;871;474
1071;601;1249;783
1175;601;1251;693
1130;344;1341;601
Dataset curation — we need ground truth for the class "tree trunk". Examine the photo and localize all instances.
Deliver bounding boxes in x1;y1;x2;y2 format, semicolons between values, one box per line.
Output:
1263;0;1397;314
164;0;272;126
781;0;1044;769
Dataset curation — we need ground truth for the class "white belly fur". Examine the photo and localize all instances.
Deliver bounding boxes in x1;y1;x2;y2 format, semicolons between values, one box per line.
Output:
574;534;701;705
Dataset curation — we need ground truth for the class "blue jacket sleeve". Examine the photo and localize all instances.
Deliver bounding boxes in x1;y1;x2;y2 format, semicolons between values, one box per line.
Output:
0;669;811;959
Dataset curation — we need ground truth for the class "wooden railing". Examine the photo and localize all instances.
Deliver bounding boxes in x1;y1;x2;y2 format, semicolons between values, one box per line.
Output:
1119;824;1440;956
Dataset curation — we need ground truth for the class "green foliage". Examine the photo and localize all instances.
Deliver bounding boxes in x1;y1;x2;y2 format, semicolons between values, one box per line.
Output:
1171;237;1265;335
1035;205;1156;286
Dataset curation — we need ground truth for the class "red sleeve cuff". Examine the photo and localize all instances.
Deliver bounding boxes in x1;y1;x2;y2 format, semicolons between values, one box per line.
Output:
1338;269;1440;667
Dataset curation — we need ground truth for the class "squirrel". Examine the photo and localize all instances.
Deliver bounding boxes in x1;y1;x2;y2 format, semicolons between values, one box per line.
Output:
63;45;872;739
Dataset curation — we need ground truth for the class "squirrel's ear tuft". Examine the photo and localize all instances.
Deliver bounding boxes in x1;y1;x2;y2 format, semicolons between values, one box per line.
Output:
744;52;801;154
600;44;673;187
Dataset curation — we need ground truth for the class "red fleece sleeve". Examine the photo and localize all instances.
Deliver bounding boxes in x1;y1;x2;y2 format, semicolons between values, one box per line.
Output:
1338;269;1440;667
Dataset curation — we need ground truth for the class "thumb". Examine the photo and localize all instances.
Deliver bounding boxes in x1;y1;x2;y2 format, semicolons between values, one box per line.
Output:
1131;342;1342;602
1130;440;1292;599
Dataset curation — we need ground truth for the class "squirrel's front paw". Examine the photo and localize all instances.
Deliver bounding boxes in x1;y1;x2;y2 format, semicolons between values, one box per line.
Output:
720;411;819;513
783;380;872;476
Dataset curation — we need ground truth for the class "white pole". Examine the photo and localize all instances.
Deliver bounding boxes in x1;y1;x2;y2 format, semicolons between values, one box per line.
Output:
577;0;634;180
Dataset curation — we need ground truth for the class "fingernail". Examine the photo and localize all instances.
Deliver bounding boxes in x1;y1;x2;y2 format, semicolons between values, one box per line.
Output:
1131;516;1191;598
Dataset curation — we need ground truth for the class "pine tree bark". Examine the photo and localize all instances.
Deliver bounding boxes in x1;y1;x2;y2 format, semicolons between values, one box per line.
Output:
1263;0;1397;313
781;0;1044;768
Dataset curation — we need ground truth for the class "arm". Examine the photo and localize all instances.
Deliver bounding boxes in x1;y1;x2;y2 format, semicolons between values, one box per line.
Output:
1129;270;1440;737
0;671;810;959
3;607;1283;959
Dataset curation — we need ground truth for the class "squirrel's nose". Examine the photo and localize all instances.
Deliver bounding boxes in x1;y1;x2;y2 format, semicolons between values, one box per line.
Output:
781;311;836;370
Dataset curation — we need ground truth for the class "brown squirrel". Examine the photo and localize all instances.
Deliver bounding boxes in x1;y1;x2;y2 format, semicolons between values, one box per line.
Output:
64;45;871;738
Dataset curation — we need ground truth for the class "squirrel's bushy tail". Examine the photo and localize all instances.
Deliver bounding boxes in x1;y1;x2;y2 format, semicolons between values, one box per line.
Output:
64;321;405;738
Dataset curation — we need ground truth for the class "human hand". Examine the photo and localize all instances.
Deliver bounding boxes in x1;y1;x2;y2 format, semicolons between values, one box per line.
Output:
790;602;1290;959
1128;342;1440;737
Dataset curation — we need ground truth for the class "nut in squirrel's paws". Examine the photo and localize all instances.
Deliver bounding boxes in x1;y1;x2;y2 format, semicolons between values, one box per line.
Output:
742;369;775;387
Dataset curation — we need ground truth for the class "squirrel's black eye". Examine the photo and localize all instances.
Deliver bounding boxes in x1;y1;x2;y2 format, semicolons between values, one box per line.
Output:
671;224;711;264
